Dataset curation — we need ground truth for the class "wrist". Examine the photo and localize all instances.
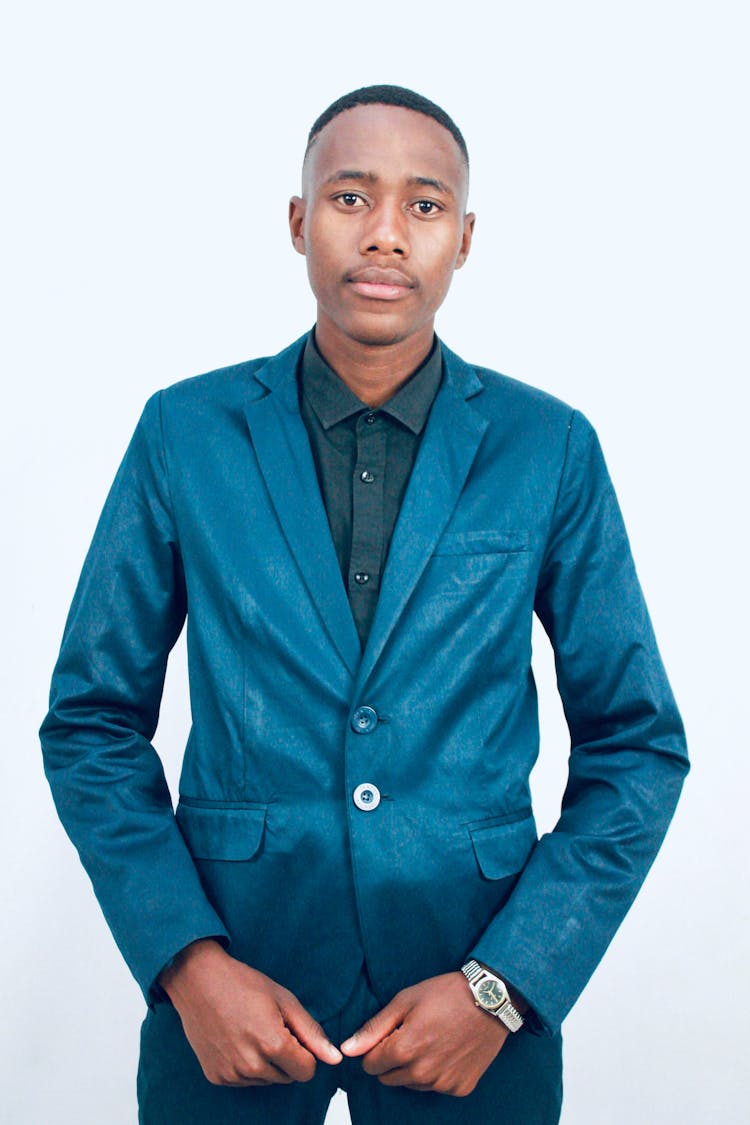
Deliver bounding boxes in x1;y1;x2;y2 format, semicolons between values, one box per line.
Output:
159;938;227;1001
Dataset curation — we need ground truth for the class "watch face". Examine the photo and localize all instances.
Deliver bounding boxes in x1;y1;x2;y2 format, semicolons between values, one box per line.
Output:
476;978;506;1010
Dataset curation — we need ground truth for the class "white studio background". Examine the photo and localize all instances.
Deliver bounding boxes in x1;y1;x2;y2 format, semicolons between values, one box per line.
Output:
2;2;747;1122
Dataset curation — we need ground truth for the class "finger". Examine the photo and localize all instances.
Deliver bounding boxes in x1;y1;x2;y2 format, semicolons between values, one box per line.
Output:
359;1027;408;1075
217;1057;296;1087
253;1057;299;1085
340;997;407;1056
277;994;342;1066
267;1030;322;1084
222;1072;288;1088
377;1068;432;1091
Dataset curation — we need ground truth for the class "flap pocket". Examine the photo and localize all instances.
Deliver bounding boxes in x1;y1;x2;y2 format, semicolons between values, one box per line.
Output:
176;802;267;861
432;529;529;556
469;813;537;880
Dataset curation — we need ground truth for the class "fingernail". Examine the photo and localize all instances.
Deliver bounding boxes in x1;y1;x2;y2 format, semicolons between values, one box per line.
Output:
340;1036;356;1051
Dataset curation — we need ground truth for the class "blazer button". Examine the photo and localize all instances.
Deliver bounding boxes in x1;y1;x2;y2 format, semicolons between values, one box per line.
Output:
351;705;378;733
353;783;381;811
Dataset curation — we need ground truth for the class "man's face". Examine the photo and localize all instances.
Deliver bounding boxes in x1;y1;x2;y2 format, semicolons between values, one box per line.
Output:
289;104;474;349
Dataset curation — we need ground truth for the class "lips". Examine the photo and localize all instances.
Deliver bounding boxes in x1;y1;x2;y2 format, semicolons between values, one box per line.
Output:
346;266;416;301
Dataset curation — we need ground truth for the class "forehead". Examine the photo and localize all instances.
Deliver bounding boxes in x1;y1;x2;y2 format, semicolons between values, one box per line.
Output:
304;103;468;198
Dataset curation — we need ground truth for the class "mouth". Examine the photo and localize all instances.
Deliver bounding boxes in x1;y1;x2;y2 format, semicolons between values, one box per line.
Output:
346;267;416;302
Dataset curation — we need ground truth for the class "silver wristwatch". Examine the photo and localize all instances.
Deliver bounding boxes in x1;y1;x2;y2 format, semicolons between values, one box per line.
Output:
461;959;525;1032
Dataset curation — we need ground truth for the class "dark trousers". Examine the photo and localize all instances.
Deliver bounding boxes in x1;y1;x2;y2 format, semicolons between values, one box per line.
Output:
137;961;563;1123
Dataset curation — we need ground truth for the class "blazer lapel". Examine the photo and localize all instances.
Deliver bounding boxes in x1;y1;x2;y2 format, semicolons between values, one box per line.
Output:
355;344;489;691
243;337;361;679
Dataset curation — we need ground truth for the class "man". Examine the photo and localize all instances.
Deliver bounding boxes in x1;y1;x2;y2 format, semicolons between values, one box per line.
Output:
41;85;688;1123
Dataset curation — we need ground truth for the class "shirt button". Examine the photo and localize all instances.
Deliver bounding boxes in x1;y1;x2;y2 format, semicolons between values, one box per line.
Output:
365;412;377;424
351;706;378;733
353;783;381;811
354;573;370;585
360;470;375;483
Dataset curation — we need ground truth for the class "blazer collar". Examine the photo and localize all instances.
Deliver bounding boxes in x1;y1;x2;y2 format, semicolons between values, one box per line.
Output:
243;334;362;677
354;342;488;691
243;334;488;683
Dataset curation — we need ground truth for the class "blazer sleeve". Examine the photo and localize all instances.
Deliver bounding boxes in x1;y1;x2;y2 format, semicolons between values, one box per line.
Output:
467;409;689;1034
40;392;230;1003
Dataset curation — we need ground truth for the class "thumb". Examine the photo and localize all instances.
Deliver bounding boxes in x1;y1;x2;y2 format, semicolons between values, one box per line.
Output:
278;994;343;1064
340;995;408;1056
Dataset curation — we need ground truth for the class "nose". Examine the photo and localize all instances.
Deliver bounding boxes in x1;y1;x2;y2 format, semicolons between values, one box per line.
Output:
359;201;409;257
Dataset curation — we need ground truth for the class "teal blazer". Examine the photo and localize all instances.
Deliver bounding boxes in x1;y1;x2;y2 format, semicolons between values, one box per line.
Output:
40;334;688;1033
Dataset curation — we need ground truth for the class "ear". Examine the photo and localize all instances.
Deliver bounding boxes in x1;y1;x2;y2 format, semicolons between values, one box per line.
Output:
289;196;306;256
454;212;476;270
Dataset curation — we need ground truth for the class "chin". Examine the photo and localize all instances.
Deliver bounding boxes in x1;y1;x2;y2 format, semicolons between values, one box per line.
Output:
350;327;410;348
341;311;427;349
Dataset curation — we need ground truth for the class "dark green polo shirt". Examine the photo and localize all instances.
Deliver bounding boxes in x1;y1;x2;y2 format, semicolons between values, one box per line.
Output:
298;329;443;650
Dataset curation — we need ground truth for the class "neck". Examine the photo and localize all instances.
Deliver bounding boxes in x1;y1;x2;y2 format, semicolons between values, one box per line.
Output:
314;315;435;407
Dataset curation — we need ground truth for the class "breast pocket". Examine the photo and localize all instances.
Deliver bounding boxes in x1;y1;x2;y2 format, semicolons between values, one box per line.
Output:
424;529;530;599
431;530;530;557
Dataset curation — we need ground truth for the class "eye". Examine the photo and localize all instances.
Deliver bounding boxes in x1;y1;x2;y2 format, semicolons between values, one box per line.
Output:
411;199;442;216
335;192;366;207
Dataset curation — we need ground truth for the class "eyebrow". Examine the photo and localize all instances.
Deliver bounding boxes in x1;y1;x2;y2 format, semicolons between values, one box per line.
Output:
407;175;455;199
324;170;456;199
324;170;378;186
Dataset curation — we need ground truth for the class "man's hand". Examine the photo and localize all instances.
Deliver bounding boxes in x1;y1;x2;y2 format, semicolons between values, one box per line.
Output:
339;971;508;1098
159;939;342;1086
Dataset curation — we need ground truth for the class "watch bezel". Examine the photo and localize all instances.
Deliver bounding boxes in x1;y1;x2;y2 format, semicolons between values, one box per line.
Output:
474;974;509;1011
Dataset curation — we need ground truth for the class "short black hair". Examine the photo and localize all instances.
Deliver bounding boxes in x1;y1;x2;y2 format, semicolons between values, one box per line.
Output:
306;84;469;167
